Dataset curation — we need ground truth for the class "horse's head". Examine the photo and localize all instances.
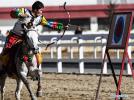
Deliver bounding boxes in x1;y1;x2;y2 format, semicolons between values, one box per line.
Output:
17;37;34;64
17;33;42;66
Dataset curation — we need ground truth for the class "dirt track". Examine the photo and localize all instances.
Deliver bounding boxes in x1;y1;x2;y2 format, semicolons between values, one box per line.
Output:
2;73;134;100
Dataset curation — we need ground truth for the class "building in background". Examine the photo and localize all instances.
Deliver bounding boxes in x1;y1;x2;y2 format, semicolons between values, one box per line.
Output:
0;0;134;35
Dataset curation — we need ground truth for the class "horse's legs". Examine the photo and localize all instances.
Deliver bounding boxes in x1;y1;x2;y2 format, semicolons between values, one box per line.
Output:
18;71;37;100
26;57;43;97
17;62;37;100
36;67;42;97
15;79;23;100
0;74;7;100
27;65;43;97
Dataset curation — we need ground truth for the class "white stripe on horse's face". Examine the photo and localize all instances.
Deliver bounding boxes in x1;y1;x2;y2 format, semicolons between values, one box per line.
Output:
27;30;39;50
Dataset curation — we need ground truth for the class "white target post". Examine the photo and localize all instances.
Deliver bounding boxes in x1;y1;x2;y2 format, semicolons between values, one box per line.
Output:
57;40;62;73
79;38;84;73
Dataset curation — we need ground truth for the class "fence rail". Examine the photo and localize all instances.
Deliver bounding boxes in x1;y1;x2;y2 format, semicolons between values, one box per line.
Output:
38;33;134;74
0;33;134;74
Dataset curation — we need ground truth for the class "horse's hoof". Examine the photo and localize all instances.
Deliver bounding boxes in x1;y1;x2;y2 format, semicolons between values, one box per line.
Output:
32;77;39;81
32;96;37;100
36;90;42;97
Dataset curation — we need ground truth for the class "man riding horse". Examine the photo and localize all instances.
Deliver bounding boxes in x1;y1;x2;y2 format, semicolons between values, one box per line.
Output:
1;1;66;75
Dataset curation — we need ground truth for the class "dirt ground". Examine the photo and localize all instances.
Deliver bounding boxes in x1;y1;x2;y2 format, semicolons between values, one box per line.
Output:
2;73;134;100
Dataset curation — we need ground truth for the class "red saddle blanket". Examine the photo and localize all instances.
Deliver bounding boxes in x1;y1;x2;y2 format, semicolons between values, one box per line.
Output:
5;34;22;49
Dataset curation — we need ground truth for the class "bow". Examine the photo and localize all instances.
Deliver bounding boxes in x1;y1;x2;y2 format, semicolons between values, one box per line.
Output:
45;2;70;49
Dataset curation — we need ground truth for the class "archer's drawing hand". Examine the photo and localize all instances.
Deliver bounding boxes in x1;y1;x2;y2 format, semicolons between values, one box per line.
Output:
64;25;69;30
58;25;69;33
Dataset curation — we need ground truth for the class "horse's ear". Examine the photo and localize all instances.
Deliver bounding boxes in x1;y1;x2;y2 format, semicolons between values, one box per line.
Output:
10;10;17;18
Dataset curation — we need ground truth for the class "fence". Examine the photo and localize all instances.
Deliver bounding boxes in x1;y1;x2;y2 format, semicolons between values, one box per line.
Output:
0;33;134;74
38;33;134;74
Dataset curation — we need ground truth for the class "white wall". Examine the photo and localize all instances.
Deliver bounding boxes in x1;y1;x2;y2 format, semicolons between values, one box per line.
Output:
0;0;97;7
127;0;134;3
0;26;13;36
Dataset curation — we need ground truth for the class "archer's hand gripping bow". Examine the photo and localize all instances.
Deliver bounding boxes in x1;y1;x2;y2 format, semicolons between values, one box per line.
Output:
45;2;70;50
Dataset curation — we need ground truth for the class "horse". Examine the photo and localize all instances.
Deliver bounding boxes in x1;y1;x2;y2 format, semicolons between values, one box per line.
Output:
0;32;43;100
